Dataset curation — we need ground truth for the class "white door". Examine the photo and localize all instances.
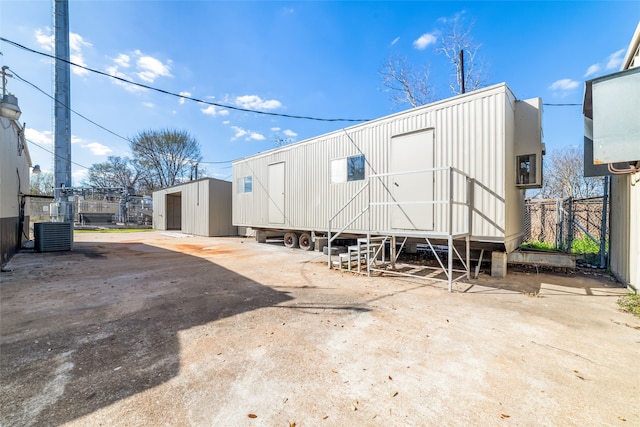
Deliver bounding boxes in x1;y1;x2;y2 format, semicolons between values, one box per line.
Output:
391;129;434;230
268;162;285;224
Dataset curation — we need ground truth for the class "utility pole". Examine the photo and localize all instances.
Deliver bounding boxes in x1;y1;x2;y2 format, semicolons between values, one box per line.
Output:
459;49;466;94
54;0;72;221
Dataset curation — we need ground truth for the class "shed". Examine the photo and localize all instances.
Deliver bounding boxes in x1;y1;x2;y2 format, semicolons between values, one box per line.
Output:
232;83;543;258
153;178;236;237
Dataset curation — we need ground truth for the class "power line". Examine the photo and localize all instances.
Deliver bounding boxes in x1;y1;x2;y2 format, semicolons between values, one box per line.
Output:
11;67;237;165
1;37;371;123
543;103;581;106
10;67;133;144
26;138;91;170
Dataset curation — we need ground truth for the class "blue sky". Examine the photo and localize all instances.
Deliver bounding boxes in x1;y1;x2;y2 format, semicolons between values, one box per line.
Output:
1;1;638;185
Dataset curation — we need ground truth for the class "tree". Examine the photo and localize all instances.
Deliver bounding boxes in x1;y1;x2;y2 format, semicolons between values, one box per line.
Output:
30;172;54;196
379;54;434;108
130;129;202;193
540;146;604;199
436;13;487;95
378;13;487;108
83;156;140;190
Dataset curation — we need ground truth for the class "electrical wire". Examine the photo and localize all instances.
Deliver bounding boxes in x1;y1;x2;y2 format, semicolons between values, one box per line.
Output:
542;103;581;106
1;37;371;123
10;67;133;144
10;67;237;165
26;138;91;170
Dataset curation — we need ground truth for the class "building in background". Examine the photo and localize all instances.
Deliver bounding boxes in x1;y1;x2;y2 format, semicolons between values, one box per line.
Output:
0;74;33;266
610;22;640;291
153;178;236;237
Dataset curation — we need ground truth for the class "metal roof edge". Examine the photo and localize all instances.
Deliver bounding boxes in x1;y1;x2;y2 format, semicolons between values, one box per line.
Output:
232;82;513;164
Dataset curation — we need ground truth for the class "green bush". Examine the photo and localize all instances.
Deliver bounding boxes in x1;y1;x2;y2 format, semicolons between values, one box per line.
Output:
521;241;556;251
571;235;600;254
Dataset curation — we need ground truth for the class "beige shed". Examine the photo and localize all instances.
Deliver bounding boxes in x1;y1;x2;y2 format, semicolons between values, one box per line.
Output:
153;178;236;237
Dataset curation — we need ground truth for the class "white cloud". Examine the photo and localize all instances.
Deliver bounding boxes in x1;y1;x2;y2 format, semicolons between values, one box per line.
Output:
72;169;88;185
235;95;282;110
413;33;437;50
25;128;53;145
230;126;264;141
584;48;627;77
35;28;53;51
584;63;602;77
136;55;173;82
179;91;191;104
71;135;112;155
271;127;281;132
114;54;131;68
83;142;112;156
142;102;155;108
391;36;400;46
549;79;579;91
34;29;91;76
231;126;247;139
606;48;625;70
201;105;229;116
283;129;297;137
222;120;230;125
107;50;172;92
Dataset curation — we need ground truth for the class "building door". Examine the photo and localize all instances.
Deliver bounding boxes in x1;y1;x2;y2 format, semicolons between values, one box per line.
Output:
268;162;285;224
390;129;435;231
166;192;182;230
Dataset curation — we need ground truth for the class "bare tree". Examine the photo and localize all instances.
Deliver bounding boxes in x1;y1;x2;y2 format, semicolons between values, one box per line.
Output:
379;54;434;108
131;129;202;193
378;13;487;108
436;13;487;95
83;156;140;191
30;172;54;196
540;146;604;199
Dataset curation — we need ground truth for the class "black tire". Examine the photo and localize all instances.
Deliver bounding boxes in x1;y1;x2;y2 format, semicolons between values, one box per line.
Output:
298;232;314;251
284;232;299;248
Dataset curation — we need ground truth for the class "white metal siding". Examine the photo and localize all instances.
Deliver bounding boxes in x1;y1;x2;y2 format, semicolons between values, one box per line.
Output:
233;84;539;245
153;178;236;237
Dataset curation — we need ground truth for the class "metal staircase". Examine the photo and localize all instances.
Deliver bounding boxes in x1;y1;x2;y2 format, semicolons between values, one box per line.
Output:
328;167;473;292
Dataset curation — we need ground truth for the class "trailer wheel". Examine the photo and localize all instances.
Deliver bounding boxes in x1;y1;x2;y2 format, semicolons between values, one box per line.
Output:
284;232;299;248
298;232;314;251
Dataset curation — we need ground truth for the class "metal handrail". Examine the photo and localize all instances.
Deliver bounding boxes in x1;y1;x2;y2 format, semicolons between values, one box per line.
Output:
328;181;370;268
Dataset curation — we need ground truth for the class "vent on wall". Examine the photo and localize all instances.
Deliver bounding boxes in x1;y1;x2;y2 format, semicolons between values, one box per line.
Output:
34;222;73;252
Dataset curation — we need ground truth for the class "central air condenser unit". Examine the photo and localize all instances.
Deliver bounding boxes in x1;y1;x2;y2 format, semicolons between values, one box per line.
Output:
34;222;74;252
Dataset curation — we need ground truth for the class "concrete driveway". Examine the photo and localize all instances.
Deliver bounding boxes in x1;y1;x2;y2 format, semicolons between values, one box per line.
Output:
1;231;638;426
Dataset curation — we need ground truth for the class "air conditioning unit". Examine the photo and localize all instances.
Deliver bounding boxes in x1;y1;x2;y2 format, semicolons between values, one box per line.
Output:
34;222;73;252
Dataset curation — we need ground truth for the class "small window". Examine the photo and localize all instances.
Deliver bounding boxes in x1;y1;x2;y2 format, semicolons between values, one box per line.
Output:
347;155;365;181
516;154;536;186
331;154;366;183
237;176;253;193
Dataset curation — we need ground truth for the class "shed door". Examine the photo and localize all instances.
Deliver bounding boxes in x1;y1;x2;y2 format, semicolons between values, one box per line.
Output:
391;129;434;231
268;162;285;224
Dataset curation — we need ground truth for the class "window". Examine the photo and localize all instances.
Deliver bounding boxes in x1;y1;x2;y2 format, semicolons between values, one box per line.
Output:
237;176;253;193
516;154;537;186
331;154;366;183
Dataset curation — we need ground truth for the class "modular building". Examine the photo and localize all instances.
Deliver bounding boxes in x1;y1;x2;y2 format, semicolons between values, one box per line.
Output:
153;178;236;237
233;83;544;261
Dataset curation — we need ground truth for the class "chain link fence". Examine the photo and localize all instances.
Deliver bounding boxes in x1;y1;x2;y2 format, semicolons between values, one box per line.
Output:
522;197;608;267
27;192;153;236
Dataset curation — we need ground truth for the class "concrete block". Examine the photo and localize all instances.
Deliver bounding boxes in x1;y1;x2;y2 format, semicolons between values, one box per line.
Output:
255;230;267;243
315;237;328;252
491;251;507;277
404;242;418;254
